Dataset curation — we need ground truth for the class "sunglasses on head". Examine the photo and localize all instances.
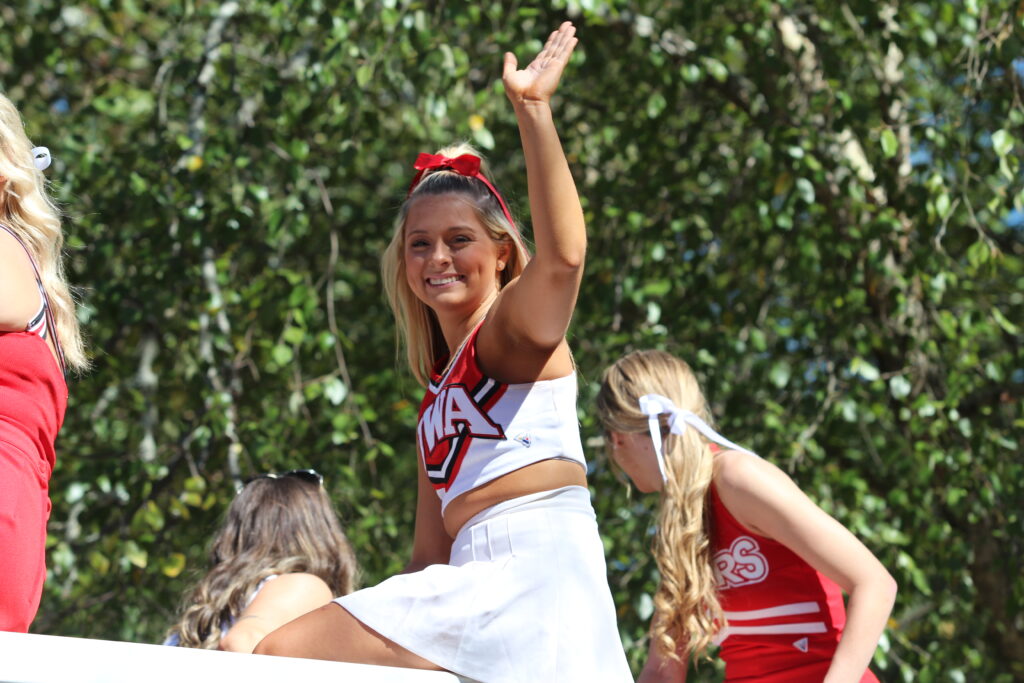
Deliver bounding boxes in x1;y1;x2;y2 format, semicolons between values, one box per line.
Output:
243;469;324;488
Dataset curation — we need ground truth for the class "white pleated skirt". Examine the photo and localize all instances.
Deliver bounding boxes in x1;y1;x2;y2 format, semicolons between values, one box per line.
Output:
335;485;633;683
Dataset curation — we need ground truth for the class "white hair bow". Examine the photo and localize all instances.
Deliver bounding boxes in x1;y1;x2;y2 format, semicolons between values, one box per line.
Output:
31;147;51;171
637;393;756;482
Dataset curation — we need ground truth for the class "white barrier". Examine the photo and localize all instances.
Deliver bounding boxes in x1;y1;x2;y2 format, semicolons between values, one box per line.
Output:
0;632;471;683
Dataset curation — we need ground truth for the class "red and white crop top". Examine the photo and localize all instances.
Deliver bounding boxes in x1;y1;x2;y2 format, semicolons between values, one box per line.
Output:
416;323;586;514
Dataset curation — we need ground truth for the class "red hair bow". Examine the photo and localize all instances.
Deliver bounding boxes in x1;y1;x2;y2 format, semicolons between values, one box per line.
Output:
406;152;520;243
411;153;481;181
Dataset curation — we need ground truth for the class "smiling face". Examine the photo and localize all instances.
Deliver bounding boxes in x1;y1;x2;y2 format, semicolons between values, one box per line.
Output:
607;430;665;493
403;193;511;319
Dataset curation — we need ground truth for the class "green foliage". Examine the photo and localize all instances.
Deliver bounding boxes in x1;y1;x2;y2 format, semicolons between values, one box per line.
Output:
2;1;1021;680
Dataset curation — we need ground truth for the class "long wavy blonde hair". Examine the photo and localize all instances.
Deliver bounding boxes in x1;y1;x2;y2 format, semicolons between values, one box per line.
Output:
595;350;725;662
0;93;87;370
381;143;531;386
168;475;360;649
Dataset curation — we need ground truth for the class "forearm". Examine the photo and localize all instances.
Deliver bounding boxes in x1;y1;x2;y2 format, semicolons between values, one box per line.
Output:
638;659;686;683
824;574;897;683
638;641;688;683
513;101;586;269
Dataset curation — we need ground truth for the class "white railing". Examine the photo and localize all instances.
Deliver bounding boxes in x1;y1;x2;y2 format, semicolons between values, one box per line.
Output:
0;632;471;683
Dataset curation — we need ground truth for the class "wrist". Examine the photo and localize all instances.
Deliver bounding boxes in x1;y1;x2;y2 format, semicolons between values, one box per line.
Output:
512;100;555;125
511;98;553;115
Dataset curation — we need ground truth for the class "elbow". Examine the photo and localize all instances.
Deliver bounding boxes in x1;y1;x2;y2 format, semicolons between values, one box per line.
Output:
883;571;898;607
538;251;585;279
555;243;586;272
220;629;261;654
218;631;242;653
851;566;897;615
536;239;586;273
869;569;898;618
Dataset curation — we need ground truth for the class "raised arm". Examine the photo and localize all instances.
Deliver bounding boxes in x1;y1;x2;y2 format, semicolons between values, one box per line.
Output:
717;451;898;683
483;23;583;377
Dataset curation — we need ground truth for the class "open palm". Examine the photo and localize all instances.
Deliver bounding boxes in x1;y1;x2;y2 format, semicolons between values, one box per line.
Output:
503;22;578;106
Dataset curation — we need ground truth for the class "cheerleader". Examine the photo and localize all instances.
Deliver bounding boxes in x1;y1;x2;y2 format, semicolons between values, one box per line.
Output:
596;350;896;682
0;93;87;632
255;22;631;682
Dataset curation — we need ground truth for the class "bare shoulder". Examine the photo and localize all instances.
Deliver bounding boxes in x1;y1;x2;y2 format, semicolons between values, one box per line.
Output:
713;449;802;537
714;449;790;494
0;228;40;331
260;572;332;599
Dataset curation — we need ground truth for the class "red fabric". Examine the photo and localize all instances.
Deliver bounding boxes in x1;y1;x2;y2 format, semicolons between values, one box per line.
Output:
406;152;522;246
411;152;482;179
710;484;878;682
0;330;67;632
417;322;507;491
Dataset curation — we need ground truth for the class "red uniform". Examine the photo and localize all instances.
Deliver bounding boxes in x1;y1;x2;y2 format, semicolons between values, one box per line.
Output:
416;321;586;514
0;224;67;632
711;484;878;682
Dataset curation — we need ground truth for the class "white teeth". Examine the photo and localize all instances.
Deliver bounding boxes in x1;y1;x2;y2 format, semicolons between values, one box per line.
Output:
429;276;460;285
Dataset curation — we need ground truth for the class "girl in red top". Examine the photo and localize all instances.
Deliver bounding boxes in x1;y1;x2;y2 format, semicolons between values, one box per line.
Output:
596;350;896;682
0;93;87;632
256;22;631;681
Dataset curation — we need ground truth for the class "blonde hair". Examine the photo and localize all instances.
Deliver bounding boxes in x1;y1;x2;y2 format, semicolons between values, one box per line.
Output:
381;143;531;386
0;93;87;370
168;475;360;649
595;350;725;662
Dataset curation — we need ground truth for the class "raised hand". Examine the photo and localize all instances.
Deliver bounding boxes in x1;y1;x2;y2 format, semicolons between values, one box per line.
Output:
502;22;578;108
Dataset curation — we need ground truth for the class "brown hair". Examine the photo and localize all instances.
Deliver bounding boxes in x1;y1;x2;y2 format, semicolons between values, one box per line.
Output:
595;350;724;661
168;475;359;649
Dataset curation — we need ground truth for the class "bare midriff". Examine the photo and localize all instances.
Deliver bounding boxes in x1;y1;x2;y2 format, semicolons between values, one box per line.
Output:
442;458;587;538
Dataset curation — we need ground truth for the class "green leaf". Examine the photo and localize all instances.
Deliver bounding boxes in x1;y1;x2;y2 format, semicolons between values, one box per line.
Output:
355;64;373;88
636;592;654;620
89;551;111;575
472;126;495;150
966;241;989;268
703;57;728;82
992;307;1019;334
880;129;898;158
769;361;791;388
272;344;294;365
680;63;701;83
795;177;815;204
645;301;661;325
324;378;349;405
850;357;880;381
123;542;148;569
889;375;912;400
646;92;667;118
991;129;1014;157
67;482;88;504
162;553;187;578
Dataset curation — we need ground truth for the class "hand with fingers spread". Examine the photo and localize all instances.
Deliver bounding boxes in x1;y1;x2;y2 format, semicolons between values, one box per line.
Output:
503;21;578;108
